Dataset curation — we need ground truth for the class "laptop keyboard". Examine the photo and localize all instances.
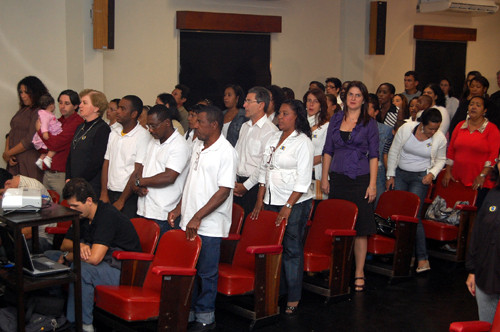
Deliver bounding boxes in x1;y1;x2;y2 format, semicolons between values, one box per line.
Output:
32;260;53;271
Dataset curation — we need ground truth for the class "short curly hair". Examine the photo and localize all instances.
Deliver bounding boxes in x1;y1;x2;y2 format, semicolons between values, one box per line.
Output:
79;89;108;117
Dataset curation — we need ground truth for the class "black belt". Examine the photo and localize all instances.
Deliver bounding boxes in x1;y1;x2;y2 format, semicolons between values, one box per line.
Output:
237;175;249;183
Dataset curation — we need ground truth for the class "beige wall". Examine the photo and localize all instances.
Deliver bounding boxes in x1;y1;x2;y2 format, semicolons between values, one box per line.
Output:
0;0;499;168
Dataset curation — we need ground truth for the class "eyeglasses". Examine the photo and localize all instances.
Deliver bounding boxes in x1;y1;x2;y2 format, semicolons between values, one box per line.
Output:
146;121;164;130
267;146;276;168
193;151;201;171
244;99;260;104
307;99;319;104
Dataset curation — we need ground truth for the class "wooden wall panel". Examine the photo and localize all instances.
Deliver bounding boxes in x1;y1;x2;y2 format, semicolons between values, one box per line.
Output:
413;25;476;41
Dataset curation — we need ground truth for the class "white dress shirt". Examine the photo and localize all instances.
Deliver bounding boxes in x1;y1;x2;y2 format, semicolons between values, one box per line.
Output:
104;123;151;192
311;122;329;180
258;131;314;206
180;134;237;238
137;130;190;220
235;115;278;190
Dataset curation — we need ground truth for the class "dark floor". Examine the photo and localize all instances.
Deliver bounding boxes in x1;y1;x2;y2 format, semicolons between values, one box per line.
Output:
213;257;478;332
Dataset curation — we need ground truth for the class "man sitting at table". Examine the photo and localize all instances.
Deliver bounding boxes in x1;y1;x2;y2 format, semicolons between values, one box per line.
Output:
59;178;141;332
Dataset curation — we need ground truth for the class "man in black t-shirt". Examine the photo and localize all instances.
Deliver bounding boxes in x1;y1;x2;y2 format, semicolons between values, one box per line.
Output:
60;178;141;332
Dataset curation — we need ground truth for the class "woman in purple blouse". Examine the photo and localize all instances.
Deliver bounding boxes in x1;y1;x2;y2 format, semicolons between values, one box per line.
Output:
321;81;379;292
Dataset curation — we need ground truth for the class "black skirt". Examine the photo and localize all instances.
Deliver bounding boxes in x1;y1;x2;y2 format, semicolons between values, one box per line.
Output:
329;172;376;236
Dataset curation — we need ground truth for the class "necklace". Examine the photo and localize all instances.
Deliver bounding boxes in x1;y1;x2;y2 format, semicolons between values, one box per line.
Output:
72;120;99;149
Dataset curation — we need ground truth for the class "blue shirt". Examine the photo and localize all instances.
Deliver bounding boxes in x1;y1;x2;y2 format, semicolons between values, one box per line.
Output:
322;111;379;179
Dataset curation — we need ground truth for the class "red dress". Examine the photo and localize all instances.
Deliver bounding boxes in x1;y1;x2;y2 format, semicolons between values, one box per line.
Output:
447;120;500;189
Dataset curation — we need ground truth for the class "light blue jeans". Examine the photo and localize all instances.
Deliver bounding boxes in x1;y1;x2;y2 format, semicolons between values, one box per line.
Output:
475;284;500;323
394;168;429;261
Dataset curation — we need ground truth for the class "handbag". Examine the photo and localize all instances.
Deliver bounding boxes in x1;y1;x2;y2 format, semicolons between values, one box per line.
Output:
424;195;469;226
374;213;396;237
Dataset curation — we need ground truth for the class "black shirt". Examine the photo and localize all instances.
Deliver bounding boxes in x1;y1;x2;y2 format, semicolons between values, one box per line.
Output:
466;188;500;294
66;117;110;194
65;201;142;257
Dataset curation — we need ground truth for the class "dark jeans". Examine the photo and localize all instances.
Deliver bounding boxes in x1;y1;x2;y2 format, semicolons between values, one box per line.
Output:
147;215;181;238
190;235;222;324
394;168;429;261
265;199;312;302
108;190;138;219
233;176;259;218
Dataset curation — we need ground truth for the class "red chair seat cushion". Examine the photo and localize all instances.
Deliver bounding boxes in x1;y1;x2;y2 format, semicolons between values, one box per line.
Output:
95;285;159;321
422;219;458;241
367;235;395;255
217;263;254;295
303;251;330;272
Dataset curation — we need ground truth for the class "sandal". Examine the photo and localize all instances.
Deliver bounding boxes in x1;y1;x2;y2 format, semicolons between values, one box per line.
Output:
285;305;298;315
354;277;366;292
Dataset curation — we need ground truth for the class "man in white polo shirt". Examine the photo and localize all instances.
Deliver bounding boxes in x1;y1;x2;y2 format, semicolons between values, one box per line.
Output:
169;104;237;331
234;86;278;216
100;95;151;218
133;104;190;236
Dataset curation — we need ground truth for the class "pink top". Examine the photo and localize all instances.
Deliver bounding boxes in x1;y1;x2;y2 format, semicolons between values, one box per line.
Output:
32;109;63;150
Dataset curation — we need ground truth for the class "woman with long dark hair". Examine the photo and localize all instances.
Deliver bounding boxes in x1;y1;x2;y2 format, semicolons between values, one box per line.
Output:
422;83;450;134
222;84;246;146
3;76;49;181
252;99;313;314
321;81;379;292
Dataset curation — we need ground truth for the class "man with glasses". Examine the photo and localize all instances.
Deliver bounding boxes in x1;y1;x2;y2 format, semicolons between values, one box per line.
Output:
168;104;237;331
325;77;343;105
234;86;278;216
131;104;190;235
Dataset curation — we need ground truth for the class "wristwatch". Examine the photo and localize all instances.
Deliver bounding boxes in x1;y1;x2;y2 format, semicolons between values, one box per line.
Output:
285;203;293;209
62;251;69;263
386;176;393;180
479;173;486;178
135;177;141;187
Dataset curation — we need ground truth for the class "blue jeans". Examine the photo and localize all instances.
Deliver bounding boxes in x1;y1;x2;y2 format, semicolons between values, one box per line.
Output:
190;235;221;324
394;168;429;261
375;165;386;207
148;215;180;238
266;199;312;302
67;261;121;325
475;284;500;323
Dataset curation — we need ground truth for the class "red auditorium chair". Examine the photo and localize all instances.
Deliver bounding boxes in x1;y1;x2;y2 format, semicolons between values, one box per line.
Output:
422;171;478;262
302;199;358;300
94;229;201;332
47;189;60;204
220;203;245;264
449;299;500;331
366;190;420;280
217;210;285;330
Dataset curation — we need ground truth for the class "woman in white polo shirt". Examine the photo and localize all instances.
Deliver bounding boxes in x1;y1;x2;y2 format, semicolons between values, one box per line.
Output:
251;99;314;315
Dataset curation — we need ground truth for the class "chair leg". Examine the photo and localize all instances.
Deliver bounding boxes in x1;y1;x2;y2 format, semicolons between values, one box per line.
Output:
328;236;355;297
392;221;417;277
456;211;474;261
158;275;196;332
253;253;282;319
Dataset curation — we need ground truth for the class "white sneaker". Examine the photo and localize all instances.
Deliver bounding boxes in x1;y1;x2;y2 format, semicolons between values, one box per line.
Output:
35;158;44;170
82;323;94;332
43;156;52;169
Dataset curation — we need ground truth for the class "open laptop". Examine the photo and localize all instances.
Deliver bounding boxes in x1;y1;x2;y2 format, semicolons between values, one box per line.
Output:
21;234;70;276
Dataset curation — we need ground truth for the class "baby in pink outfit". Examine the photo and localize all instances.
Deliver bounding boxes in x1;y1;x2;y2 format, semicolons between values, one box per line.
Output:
33;94;62;170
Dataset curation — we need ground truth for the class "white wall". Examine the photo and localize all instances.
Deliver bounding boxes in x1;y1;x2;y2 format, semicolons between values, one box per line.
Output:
0;0;499;168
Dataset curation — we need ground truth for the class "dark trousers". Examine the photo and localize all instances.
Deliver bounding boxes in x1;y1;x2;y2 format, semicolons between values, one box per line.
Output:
233;176;260;219
108;190;138;219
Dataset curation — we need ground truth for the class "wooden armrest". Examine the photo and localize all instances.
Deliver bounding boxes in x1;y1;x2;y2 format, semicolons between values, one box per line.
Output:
152;266;197;276
391;215;419;224
246;245;283;254
223;233;241;241
45;227;69;234
325;229;357;237
455;204;477;212
449;321;491;332
113;251;154;261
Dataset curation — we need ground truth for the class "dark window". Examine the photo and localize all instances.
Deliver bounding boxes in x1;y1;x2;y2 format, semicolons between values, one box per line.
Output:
180;31;271;109
415;40;467;98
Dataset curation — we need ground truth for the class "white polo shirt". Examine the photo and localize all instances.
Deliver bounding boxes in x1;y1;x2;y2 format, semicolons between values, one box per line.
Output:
180;134;237;238
104;123;151;192
258;131;314;206
235;115;278;190
137;130;190;220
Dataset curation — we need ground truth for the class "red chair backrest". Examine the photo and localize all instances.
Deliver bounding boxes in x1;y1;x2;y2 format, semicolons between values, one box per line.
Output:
434;172;477;208
232;210;284;271
304;199;358;255
230;203;244;235
56;199;72;229
130;218;161;255
375;190;420;220
142;230;201;293
47;190;60;204
60;200;70;208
